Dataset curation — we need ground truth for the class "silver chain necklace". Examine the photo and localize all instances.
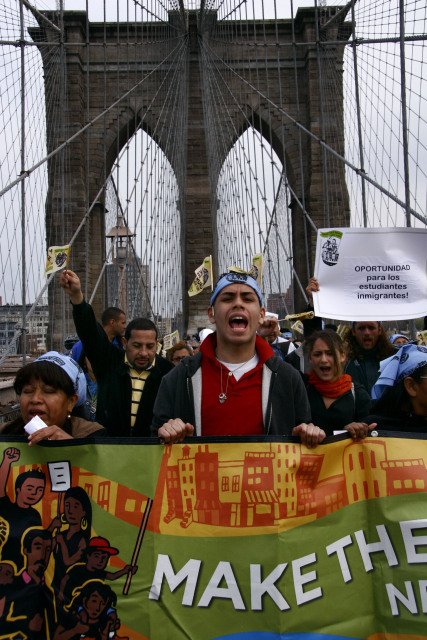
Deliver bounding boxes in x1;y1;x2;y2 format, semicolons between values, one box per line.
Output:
218;356;255;403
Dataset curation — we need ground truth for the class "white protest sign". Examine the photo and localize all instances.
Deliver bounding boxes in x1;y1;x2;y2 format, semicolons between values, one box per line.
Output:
48;461;72;492
313;227;427;321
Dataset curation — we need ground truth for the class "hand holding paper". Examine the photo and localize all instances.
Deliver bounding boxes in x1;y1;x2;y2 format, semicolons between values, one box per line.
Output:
24;415;48;435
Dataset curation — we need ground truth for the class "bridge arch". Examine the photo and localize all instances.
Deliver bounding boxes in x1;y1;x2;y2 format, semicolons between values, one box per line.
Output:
108;127;183;324
215;128;293;304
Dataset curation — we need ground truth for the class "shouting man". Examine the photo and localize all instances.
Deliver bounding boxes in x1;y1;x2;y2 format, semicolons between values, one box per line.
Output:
152;272;324;447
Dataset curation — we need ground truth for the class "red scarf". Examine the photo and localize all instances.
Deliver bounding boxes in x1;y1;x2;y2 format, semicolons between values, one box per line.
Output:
308;370;352;398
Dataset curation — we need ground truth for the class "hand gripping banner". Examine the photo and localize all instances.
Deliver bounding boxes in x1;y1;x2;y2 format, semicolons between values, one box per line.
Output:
1;433;427;640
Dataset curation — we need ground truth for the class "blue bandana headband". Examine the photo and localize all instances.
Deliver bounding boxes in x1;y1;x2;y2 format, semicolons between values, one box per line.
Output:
371;343;427;400
35;351;87;406
210;272;263;307
389;333;409;344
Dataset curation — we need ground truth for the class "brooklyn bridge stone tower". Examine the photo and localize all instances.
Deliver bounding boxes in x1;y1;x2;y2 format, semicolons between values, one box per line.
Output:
31;6;350;343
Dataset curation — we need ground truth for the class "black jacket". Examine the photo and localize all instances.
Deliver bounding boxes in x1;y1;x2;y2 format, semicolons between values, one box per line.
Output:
305;382;371;436
363;411;427;434
72;300;174;437
344;348;381;395
151;350;312;436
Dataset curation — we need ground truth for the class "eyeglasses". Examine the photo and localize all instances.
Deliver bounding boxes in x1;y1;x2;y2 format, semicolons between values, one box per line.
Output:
172;356;186;363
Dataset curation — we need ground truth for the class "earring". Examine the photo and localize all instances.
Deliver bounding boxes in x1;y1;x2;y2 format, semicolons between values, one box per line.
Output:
67;412;71;420
81;517;88;531
60;513;67;524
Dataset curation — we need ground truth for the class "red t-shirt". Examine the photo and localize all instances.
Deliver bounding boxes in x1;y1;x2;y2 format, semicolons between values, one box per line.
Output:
200;333;274;436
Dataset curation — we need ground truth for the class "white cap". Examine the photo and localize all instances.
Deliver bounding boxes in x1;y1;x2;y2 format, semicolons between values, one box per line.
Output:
199;328;214;344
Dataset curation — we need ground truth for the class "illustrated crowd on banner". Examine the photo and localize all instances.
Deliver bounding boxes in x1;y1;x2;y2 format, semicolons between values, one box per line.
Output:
0;445;140;640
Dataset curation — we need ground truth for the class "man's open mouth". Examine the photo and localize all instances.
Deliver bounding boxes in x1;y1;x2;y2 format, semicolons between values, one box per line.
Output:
229;316;248;332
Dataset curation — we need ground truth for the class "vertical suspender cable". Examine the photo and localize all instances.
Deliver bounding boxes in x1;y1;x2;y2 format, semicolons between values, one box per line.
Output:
398;0;416;340
124;0;130;319
350;0;368;228
271;2;283;305
59;0;66;347
102;0;107;310
399;0;411;228
19;0;26;363
85;0;90;299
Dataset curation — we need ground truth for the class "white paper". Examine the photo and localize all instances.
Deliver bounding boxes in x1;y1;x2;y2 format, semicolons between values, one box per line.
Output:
48;461;72;492
313;227;427;321
24;414;48;435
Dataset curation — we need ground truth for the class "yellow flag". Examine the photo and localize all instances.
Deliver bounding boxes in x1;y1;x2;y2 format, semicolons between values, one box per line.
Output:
188;256;213;297
337;324;349;339
291;320;304;335
227;265;247;274
228;254;264;287
44;244;71;276
249;253;263;287
163;330;180;351
285;311;314;321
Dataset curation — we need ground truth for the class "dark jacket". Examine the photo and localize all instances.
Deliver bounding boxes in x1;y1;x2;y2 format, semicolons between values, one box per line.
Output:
151;350;312;436
344;347;381;395
72;299;174;436
363;411;427;434
305;382;371;437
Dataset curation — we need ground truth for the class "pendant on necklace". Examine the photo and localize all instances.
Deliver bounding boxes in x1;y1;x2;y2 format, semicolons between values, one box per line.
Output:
219;393;227;403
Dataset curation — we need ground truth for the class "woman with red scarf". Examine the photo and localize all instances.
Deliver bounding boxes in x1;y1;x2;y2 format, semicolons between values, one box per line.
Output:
304;330;375;440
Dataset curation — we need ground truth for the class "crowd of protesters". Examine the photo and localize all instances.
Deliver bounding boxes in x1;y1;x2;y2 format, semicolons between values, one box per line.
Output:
0;268;425;446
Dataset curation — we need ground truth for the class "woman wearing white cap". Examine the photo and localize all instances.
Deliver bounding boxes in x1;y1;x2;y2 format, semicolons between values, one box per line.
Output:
2;351;105;443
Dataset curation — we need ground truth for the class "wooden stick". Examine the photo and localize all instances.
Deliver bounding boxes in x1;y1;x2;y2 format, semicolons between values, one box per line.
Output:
123;497;153;595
